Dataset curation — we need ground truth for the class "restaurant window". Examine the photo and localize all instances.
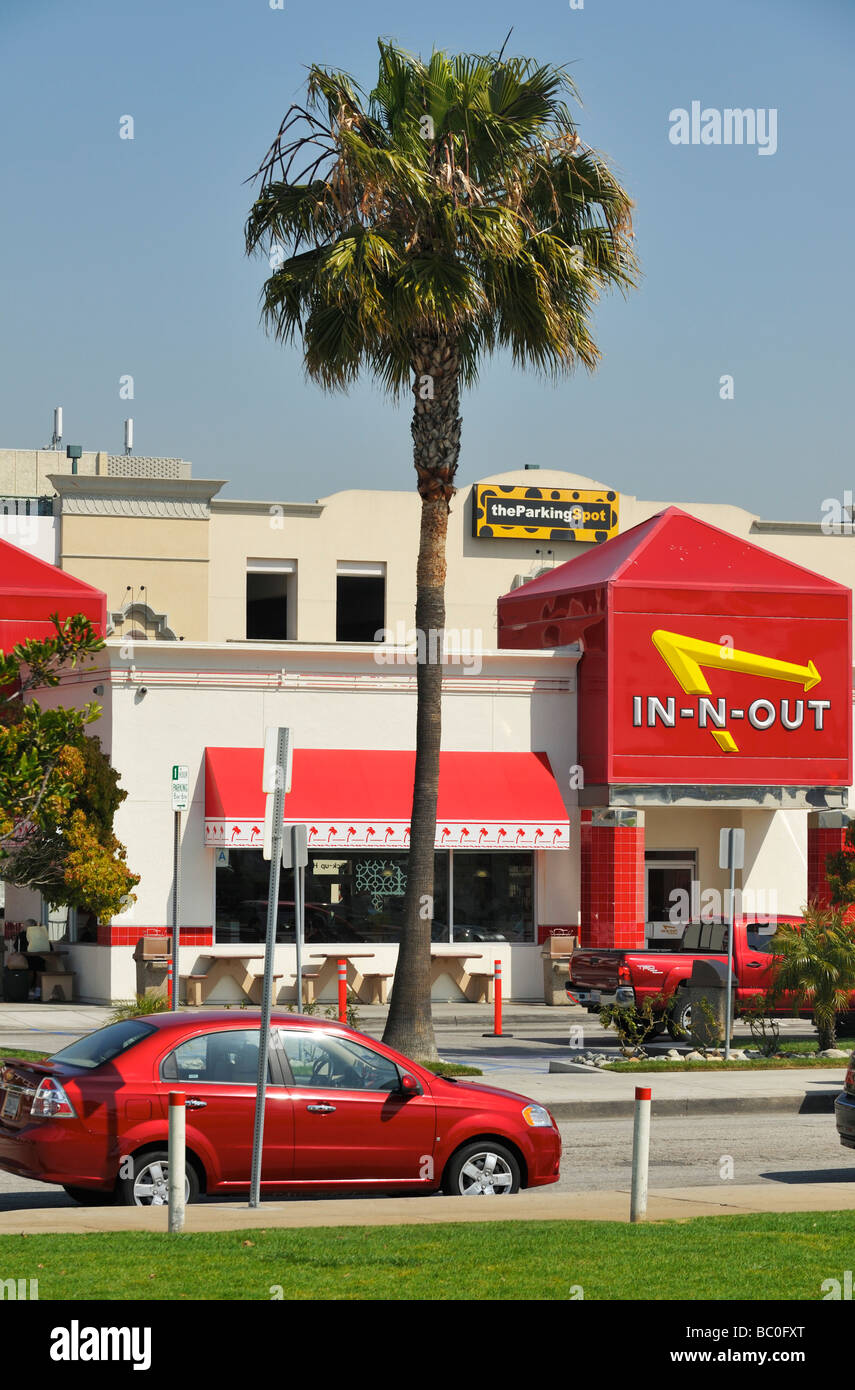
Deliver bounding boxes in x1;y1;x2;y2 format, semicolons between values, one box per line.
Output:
336;561;385;642
246;560;296;641
451;853;533;944
214;848;533;945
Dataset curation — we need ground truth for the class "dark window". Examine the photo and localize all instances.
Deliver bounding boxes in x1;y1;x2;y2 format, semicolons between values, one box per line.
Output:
279;1030;400;1092
50;1021;155;1070
161;1029;274;1084
215;850;447;945
451;853;533;943
247;572;289;640
747;927;778;953
336;575;384;641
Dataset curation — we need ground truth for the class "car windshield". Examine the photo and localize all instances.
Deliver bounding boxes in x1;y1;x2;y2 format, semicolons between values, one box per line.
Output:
50;1020;156;1070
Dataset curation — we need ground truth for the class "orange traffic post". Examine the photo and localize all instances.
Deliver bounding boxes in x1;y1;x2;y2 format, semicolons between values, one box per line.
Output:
167;956;174;1010
483;959;512;1037
337;958;347;1023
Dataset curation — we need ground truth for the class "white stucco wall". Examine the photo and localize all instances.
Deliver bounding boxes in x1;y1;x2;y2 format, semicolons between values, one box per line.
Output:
29;641;578;1001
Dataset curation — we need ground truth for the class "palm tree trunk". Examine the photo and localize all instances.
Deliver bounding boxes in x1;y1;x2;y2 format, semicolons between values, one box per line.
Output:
382;336;461;1062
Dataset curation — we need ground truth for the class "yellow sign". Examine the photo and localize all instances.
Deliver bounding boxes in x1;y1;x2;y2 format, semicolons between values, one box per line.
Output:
472;485;619;543
651;629;822;753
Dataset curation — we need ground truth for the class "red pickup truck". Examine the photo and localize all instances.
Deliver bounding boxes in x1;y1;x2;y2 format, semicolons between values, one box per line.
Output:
565;919;851;1038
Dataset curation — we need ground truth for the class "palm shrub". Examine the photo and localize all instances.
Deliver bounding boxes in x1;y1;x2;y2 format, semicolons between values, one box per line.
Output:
770;905;855;1050
245;41;638;1059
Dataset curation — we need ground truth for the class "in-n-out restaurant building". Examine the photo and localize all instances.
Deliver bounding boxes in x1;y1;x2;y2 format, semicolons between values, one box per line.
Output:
2;459;852;1003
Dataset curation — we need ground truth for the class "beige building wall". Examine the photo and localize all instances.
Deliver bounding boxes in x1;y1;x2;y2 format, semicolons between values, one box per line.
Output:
206;468;855;647
60;514;211;641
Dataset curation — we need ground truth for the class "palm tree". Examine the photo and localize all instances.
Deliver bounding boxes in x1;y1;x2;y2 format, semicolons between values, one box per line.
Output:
770;905;855;1050
245;40;638;1059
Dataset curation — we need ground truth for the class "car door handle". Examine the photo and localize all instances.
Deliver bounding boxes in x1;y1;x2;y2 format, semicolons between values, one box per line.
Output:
306;1104;336;1114
745;962;763;968
186;1098;207;1109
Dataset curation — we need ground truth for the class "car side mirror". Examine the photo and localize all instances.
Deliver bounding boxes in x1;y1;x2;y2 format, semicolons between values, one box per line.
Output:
399;1073;421;1098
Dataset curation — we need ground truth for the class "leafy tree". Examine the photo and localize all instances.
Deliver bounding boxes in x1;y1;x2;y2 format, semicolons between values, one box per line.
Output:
769;905;855;1050
0;615;139;919
246;41;638;1058
824;819;855;914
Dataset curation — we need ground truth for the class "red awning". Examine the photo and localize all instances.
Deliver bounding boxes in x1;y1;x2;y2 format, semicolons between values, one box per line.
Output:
0;538;106;654
204;748;569;851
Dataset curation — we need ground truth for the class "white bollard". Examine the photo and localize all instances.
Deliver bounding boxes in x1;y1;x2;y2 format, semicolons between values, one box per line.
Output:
630;1086;651;1223
168;1091;186;1233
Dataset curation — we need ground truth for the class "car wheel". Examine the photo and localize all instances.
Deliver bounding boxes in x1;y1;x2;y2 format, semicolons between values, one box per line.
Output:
117;1150;200;1207
442;1140;521;1196
62;1185;114;1206
667;991;692;1040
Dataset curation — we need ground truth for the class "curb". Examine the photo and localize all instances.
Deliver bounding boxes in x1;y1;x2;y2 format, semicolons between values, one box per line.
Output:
549;1093;836;1120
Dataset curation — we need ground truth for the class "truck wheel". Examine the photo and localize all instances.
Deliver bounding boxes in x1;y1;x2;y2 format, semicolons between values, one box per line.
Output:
667;992;692;1040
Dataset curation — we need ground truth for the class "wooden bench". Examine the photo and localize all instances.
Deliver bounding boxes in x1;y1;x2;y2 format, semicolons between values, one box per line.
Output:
361;972;395;1005
300;969;323;1006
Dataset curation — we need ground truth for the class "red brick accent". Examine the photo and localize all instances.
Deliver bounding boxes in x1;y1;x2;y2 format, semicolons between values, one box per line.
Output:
580;817;646;950
807;825;855;922
95;925;214;947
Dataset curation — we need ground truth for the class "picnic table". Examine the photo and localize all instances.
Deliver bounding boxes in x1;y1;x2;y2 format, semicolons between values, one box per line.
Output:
182;953;276;1006
306;950;391;1005
430;947;493;1003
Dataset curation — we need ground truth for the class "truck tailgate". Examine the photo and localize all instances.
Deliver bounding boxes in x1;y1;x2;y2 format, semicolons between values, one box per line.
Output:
570;950;626;990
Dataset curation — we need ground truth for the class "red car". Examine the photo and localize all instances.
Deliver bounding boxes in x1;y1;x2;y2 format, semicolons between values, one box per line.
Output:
0;1012;561;1204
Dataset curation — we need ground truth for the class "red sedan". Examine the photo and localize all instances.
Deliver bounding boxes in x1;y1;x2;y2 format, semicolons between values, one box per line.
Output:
0;1012;561;1204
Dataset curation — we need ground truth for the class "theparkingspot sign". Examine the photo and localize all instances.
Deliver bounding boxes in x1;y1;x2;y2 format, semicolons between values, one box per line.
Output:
472;484;619;543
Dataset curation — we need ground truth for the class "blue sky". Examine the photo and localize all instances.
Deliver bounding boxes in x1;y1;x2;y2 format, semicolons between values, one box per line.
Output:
0;0;851;519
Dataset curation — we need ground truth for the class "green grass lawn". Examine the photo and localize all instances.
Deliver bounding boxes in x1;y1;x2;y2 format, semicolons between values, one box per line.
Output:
0;1049;48;1062
3;1211;853;1300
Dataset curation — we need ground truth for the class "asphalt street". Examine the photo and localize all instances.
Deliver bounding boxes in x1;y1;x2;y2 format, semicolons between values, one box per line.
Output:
0;1111;849;1212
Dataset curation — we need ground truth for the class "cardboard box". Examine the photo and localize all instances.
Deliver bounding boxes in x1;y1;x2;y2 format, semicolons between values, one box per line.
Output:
137;936;172;959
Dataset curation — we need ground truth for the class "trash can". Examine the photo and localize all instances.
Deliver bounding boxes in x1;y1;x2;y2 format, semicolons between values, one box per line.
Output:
2;955;31;1003
540;934;578;1005
133;937;172;1001
685;956;738;1047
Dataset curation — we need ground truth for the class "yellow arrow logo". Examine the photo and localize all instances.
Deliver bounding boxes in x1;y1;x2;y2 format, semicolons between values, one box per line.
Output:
651;630;821;754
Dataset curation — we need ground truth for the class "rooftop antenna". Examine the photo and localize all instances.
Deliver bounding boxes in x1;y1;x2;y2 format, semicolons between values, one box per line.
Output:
124;418;134;456
50;407;63;451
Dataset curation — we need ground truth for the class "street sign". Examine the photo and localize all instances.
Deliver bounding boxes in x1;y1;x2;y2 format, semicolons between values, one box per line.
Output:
171;765;189;813
719;828;745;870
262;728;293;860
282;824;308;869
719;826;745;1060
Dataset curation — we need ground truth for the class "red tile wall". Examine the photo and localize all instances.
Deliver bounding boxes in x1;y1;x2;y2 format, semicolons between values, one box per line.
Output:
580;819;646;950
807;826;855;922
95;925;214;947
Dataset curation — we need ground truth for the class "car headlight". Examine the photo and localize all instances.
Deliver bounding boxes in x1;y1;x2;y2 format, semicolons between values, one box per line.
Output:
522;1103;554;1128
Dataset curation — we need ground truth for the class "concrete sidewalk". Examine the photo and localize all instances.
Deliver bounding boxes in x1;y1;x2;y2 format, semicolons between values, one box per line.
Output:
2;1183;855;1234
0;1001;847;1118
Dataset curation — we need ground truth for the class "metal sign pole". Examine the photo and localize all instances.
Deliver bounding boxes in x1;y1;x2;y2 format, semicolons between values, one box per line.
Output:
171;811;181;1010
249;727;289;1208
724;831;736;1061
295;843;304;1015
